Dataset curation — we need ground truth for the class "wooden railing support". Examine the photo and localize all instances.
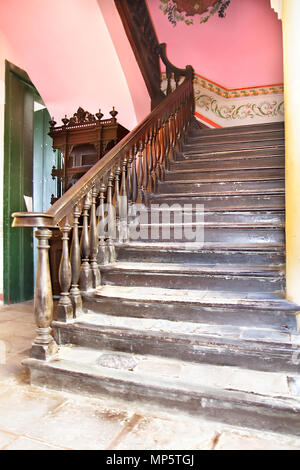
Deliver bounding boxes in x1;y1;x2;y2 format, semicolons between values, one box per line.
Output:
56;221;73;321
70;204;82;316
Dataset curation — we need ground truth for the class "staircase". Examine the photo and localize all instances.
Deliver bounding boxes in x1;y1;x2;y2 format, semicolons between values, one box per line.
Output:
23;120;300;436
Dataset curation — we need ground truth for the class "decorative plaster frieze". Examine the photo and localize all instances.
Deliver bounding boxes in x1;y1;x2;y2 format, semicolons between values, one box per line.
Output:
194;74;284;99
162;73;284;127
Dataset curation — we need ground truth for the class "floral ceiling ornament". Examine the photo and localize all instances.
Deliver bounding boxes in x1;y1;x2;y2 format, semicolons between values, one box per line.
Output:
159;0;231;26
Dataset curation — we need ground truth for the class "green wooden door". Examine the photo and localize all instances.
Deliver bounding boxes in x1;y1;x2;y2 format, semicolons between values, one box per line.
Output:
3;62;36;303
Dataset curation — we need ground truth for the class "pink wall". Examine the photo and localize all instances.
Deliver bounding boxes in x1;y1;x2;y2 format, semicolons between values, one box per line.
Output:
98;0;150;123
147;0;283;88
0;0;140;129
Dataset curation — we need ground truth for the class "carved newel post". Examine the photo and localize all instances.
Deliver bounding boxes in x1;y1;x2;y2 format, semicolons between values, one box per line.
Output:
31;229;58;360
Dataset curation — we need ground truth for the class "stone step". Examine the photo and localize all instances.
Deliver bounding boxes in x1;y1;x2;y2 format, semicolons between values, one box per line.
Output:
165;168;285;182
182;138;284;154
52;312;300;373
186;130;285;146
149;194;285;210
116;243;285;266
82;285;297;331
175;148;284;163
23;344;300;436
157;179;285;196
128;209;285;224
127;223;284;244
170;155;284;171
190;121;284;139
100;262;285;293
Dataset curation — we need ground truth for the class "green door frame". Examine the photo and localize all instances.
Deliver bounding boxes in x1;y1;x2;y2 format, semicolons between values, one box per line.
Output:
3;61;42;304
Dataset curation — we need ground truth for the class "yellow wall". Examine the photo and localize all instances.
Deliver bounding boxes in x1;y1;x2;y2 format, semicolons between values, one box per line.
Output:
282;0;300;304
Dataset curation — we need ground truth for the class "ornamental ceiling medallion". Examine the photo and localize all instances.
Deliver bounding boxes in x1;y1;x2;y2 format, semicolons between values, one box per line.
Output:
175;0;217;16
159;0;231;26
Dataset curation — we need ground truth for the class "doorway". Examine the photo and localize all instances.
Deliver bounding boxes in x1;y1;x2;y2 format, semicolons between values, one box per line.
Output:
3;61;58;303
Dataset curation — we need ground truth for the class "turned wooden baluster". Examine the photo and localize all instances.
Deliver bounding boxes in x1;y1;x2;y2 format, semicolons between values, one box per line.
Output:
90;185;101;288
137;141;144;204
131;144;138;206
79;193;92;291
97;181;109;264
70;203;82;317
168;112;176;165
143;132;149;205
127;153;133;204
166;113;172;170
31;229;58;360
151;124;159;192
156;119;164;181
107;171;116;262
160;117;168;178
147;128;154;194
119;157;128;242
56;220;73;321
127;152;134;221
114;165;121;240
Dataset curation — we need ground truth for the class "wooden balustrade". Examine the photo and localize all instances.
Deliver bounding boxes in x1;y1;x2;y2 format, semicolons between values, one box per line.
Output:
12;46;194;360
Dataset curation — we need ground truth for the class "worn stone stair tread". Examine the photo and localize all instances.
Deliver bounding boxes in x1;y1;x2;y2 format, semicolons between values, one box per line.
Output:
130;208;285;223
178;149;284;162
89;285;297;311
170;158;284;171
25;345;292;396
130;221;284;229
54;312;296;347
190;122;284;138
165;170;285;183
183;140;284;154
116;241;285;251
100;262;284;277
186;132;285;146
188;130;284;142
150;194;285;211
23;346;300;435
22;345;299;405
156;182;285;197
152;188;284;198
193;121;284;136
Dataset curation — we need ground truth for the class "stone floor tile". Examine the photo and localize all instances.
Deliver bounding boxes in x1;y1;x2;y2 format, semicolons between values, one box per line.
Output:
0;386;65;434
215;431;300;450
27;401;133;450
0;321;35;342
0;310;33;323
116;416;217;450
0;336;33;356
4;436;66;450
0;351;30;382
0;430;18;449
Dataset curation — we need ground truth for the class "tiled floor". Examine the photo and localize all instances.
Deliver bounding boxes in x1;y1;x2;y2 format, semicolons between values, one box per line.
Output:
1;300;300;450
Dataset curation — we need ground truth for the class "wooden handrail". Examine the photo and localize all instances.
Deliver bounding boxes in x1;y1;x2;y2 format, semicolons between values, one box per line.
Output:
12;68;193;229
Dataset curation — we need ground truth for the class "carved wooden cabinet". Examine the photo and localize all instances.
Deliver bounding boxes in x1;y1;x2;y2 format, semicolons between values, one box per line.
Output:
49;106;129;204
49;107;129;295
